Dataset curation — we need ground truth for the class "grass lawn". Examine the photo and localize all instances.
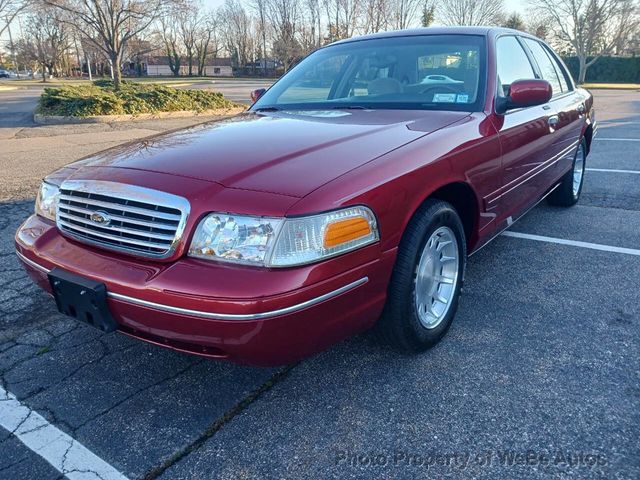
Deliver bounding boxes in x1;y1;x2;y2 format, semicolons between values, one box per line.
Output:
37;80;243;117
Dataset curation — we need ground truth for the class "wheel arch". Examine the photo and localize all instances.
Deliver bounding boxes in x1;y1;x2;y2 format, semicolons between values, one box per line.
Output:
583;122;594;155
403;181;480;252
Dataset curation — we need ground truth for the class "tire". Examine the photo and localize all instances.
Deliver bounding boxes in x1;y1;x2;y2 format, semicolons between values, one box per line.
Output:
377;199;467;353
548;137;586;207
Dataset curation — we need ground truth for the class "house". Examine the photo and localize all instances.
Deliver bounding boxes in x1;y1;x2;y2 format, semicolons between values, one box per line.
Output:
145;56;232;77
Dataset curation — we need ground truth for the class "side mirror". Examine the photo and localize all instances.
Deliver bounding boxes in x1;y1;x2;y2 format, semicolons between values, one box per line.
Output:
251;88;266;103
496;79;552;114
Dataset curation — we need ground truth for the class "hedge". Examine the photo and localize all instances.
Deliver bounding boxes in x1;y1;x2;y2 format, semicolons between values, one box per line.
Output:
38;80;241;117
561;56;640;83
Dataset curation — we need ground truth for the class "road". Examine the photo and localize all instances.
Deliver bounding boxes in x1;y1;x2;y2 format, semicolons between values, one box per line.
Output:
0;90;638;480
0;88;41;128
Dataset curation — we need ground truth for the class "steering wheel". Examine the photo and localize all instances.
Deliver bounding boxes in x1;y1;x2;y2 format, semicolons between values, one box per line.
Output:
418;85;460;96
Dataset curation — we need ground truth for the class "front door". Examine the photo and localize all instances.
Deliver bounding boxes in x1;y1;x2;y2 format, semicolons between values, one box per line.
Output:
490;35;557;227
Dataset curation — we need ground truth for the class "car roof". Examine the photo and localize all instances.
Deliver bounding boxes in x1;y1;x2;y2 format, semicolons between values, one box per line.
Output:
332;26;536;45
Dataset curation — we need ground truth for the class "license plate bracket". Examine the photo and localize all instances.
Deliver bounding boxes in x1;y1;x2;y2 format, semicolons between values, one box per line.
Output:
48;268;118;332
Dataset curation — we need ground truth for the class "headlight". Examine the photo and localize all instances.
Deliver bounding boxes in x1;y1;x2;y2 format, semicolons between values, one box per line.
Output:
189;206;378;267
35;181;59;221
189;214;284;266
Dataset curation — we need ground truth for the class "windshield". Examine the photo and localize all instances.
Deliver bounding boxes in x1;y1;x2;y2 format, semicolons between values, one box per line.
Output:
253;34;486;112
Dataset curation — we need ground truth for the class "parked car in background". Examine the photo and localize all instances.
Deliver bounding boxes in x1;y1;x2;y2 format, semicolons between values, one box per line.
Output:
16;27;595;366
0;69;10;78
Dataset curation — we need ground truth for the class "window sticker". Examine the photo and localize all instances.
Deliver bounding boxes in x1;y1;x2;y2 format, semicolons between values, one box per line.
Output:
456;94;469;103
432;93;457;103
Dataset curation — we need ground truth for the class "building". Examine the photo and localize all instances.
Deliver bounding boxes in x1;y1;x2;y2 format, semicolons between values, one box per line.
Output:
145;57;232;77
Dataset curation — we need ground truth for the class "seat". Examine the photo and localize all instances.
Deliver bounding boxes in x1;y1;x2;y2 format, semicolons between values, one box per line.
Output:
367;77;402;95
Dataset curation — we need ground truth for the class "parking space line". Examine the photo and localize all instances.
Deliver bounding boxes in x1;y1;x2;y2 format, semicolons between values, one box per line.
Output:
501;231;640;256
0;386;128;480
586;168;640;174
594;138;640;142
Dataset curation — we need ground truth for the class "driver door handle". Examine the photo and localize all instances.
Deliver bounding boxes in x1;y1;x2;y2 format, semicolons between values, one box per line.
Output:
548;115;559;129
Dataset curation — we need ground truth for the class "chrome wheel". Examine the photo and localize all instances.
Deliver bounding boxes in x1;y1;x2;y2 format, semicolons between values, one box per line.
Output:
414;226;460;329
573;143;585;197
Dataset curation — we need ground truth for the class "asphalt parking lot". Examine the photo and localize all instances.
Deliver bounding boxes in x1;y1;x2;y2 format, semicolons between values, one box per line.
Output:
0;89;638;480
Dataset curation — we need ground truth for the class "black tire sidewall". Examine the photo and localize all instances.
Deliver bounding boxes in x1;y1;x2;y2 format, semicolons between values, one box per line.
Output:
383;200;467;351
572;138;587;201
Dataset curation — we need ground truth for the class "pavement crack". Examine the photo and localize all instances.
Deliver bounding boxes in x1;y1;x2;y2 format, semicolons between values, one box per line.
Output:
74;358;205;431
142;363;297;480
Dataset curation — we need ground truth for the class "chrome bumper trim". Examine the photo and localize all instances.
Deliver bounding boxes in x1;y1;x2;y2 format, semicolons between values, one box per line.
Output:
15;250;368;321
16;250;50;274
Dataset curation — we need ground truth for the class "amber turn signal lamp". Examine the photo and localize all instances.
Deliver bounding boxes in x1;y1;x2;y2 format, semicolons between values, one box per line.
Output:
323;217;372;249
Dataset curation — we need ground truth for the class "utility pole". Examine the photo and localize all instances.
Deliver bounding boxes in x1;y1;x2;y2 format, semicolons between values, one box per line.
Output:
87;55;92;80
6;16;19;78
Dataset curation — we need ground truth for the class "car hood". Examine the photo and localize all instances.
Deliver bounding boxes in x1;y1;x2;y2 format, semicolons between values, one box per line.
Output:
69;109;469;198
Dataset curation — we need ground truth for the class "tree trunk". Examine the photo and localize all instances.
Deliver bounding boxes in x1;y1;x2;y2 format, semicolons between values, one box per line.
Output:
111;52;122;90
578;55;587;84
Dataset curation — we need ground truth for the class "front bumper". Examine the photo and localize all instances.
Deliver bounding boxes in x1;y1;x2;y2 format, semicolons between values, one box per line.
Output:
16;215;395;365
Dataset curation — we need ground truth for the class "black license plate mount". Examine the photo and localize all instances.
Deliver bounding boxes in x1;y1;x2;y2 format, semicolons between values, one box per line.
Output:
48;268;118;333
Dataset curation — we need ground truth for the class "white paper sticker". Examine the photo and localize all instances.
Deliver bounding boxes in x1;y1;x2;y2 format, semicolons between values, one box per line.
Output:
433;93;457;103
456;94;469;103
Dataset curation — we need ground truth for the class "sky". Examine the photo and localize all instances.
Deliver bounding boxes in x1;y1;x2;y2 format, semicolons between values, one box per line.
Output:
1;0;530;46
201;0;529;16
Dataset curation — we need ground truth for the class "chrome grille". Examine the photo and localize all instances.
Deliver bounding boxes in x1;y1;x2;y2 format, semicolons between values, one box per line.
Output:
56;180;190;259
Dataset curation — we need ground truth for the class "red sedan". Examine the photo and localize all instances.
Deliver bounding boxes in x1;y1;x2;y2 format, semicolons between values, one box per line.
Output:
16;27;595;366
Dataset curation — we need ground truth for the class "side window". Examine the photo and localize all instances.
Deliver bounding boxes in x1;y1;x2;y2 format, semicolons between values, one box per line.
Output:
544;46;572;92
495;36;536;97
522;39;564;96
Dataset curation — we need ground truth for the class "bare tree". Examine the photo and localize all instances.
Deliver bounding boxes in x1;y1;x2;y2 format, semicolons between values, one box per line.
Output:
179;2;202;76
362;0;390;33
0;0;27;37
390;0;421;29
304;0;323;48
194;12;220;76
438;0;504;26
324;0;360;41
25;5;71;80
14;36;41;73
44;0;172;89
220;0;253;69
268;0;303;71
528;0;639;82
502;11;525;30
421;0;436;26
251;0;270;72
157;12;182;76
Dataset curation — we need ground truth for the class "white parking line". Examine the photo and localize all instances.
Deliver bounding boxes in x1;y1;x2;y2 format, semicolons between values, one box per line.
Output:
0;386;128;480
587;168;640;174
594;138;640;142
501;231;640;256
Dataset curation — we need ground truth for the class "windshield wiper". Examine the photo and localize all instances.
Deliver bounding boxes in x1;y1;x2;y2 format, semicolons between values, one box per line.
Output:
254;106;280;112
330;105;370;110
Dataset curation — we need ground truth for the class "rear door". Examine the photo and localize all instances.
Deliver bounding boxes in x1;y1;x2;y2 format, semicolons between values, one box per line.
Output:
521;37;585;178
492;35;557;225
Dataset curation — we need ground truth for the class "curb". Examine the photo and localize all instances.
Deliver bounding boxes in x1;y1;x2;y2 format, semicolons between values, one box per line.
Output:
33;107;246;125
